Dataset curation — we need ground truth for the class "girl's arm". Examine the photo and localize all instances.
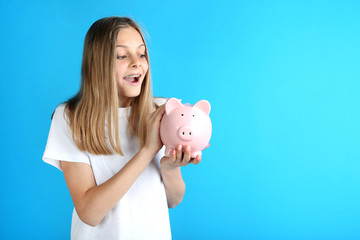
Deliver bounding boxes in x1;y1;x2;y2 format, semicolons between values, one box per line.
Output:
60;105;165;227
160;145;201;208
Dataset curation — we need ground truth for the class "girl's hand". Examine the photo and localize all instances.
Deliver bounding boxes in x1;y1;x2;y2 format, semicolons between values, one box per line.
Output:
160;145;202;171
144;104;165;154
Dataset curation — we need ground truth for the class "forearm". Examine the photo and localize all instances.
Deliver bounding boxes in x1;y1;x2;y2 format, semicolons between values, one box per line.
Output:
81;146;158;226
161;167;185;208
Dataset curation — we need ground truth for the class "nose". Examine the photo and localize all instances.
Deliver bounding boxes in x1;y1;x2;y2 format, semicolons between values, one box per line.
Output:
130;55;141;68
178;127;193;141
131;62;139;68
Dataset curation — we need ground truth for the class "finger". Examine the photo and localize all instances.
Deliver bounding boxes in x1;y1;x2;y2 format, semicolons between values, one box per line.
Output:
182;145;191;165
191;155;201;165
148;106;165;129
170;149;176;162
161;150;176;166
148;104;164;121
153;107;165;125
153;104;165;119
176;145;183;162
167;149;176;164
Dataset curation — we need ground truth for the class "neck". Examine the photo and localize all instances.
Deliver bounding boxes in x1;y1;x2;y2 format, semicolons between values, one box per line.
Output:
118;96;133;108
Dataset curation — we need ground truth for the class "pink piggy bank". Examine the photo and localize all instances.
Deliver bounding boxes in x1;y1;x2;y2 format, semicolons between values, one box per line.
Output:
160;98;212;158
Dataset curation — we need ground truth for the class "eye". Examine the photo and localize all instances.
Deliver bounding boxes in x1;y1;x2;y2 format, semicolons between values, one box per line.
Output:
192;115;195;117
181;114;184;116
139;54;146;58
117;55;126;60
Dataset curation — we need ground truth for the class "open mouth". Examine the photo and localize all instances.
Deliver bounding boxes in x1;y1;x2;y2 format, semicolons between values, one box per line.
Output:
123;74;141;84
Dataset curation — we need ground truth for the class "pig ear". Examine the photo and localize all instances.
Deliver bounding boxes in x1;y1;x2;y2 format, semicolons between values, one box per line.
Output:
165;98;183;114
193;100;211;115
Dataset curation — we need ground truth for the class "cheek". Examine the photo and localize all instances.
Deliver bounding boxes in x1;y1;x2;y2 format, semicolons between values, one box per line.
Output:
115;64;125;80
142;59;149;73
115;71;121;85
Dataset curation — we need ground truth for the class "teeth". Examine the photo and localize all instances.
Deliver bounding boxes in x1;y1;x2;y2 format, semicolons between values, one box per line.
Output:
125;74;140;78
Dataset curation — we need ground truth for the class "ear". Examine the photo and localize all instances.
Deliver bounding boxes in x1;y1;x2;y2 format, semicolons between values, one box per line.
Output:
193;100;211;115
165;98;183;114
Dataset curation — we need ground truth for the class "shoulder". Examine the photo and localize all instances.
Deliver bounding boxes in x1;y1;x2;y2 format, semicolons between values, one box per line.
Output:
153;97;168;106
51;103;69;125
54;103;67;113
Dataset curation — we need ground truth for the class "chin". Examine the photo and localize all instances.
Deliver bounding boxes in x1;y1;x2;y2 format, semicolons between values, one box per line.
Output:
118;82;143;99
126;90;141;98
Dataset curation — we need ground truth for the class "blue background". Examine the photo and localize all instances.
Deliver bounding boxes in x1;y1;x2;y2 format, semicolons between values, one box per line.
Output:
1;0;359;239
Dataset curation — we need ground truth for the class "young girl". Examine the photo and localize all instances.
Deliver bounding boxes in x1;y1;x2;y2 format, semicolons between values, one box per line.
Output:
43;17;202;240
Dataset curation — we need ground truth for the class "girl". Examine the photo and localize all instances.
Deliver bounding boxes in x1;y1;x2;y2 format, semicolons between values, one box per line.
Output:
43;17;202;240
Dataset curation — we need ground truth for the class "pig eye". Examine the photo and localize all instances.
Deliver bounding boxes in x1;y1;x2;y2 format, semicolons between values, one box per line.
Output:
192;115;195;117
181;114;184;116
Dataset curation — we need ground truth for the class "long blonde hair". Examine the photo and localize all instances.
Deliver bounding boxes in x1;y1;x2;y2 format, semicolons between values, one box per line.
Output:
64;16;156;156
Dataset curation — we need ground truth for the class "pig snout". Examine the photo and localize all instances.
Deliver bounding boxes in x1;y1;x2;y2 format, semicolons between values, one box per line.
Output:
178;126;193;141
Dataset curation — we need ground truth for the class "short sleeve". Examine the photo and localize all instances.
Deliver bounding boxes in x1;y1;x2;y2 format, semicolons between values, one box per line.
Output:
154;97;167;106
42;104;90;171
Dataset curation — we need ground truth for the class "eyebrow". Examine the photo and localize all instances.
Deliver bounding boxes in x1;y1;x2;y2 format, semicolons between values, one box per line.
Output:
116;44;145;48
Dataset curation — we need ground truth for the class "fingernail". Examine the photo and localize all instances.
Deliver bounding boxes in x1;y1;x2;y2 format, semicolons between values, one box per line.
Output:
178;145;182;151
186;145;190;151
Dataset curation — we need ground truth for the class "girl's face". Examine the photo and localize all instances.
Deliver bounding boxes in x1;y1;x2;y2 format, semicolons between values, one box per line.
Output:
115;26;149;107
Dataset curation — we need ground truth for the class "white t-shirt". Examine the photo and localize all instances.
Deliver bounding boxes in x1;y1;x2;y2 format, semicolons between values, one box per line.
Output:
42;98;171;240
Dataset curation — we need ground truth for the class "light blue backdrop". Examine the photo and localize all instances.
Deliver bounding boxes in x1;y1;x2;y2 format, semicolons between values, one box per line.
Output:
1;0;359;239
